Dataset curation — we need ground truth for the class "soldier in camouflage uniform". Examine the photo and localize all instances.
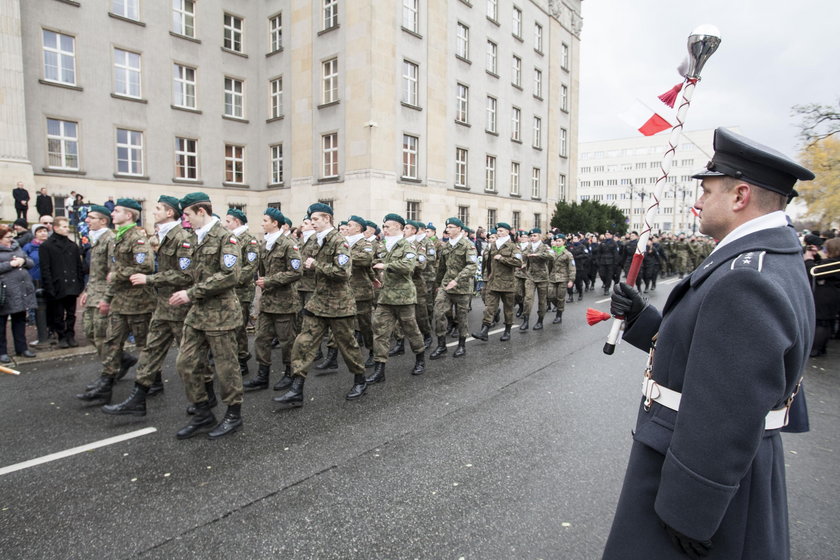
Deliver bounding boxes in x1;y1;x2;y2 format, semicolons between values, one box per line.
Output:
243;208;302;392
343;215;376;367
224;208;259;377
79;205;114;360
520;228;553;331
423;224;440;332
365;214;426;384
274;203;368;408
673;233;690;277
170;193;244;440
102;196;197;415
548;234;575;324
387;220;431;357
514;230;529;316
429;217;477;360
472;222;523;342
76;199;154;404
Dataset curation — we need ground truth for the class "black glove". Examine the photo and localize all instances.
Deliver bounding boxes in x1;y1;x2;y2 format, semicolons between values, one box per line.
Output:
660;520;713;559
610;282;646;325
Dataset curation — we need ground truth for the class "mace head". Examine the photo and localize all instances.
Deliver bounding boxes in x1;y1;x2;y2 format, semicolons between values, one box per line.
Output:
685;25;721;79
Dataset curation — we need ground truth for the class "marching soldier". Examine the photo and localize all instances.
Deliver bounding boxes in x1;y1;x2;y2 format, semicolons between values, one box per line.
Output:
415;222;436;348
514;230;529;316
76;199;154;404
79;205;114;360
548;234;575;324
224;208;259;377
344;216;376;367
366;214;426;384
389;220;431;356
673;233;690;278
169;192;244;440
429;218;477;360
472;222;522;342
520;228;553;331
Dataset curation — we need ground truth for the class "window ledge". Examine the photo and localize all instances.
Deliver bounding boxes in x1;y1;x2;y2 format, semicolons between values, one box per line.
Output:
401;27;422;39
221;47;248;58
511;138;522;144
453;185;471;191
266;115;285;123
113;174;149;181
222;182;250;188
512;84;523;91
513;34;523;42
108;12;145;26
484;189;498;195
486;70;499;79
172;105;202;114
55;0;80;7
535;49;544;57
172;178;202;184
455;120;471;127
400;177;423;184
170;31;200;44
42;167;85;175
39;79;82;91
223;115;250;123
509;193;521;198
533;146;543;151
455;54;472;65
533;95;544;102
111;93;147;104
266;183;288;189
318;24;340;36
266;47;284;58
318;176;342;184
400;102;422;111
487;17;499;26
531;197;542;201
317;100;340;109
485;130;499;136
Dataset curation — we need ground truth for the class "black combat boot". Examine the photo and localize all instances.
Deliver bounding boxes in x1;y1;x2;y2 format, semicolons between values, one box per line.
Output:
314;347;338;371
187;382;217;415
388;338;405;356
453;337;466;358
366;362;385;384
423;334;433;349
533;316;544;330
552;310;563;324
273;376;305;407
102;383;147;416
76;376;114;403
412;352;426;375
176;401;217;439
519;316;530;331
364;350;375;368
500;324;512;341
429;336;448;360
346;374;367;400
447;323;459;339
566;292;574;304
116;352;138;381
147;372;164;397
239;357;250;377
273;363;294;391
208;404;243;440
515;302;523;318
243;364;270;391
492;309;501;326
472;323;490;341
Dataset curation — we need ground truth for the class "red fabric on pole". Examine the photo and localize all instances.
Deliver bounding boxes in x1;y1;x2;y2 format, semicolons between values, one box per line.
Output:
658;82;684;108
638;113;672;136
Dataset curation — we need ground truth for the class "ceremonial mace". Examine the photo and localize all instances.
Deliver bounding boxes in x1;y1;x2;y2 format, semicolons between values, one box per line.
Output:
594;25;721;355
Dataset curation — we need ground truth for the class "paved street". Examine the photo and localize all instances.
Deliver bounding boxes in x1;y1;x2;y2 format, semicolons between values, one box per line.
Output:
1;279;838;559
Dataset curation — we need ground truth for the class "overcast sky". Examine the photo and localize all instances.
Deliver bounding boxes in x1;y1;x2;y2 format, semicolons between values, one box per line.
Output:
578;0;840;159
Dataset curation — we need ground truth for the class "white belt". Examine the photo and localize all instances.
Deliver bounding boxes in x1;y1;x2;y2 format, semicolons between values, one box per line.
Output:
641;377;789;430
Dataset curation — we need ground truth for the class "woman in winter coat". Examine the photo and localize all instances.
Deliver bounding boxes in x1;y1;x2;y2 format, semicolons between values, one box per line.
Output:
23;224;51;346
0;225;38;362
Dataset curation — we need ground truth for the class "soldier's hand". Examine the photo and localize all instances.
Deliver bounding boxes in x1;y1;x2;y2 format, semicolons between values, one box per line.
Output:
660;519;712;559
372;263;385;270
304;257;315;269
169;290;190;306
610;282;646;325
372;278;382;289
98;301;110;316
256;277;265;288
567;281;574;289
79;292;88;306
130;273;147;285
445;280;457;291
106;272;113;283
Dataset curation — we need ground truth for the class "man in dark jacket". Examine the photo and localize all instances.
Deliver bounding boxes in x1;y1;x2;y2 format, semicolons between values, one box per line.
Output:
39;217;84;347
13;182;30;220
604;128;816;560
36;187;53;217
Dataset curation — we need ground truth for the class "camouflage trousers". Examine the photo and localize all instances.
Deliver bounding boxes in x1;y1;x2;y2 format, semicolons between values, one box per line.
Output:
82;307;108;358
101;312;151;377
425;279;437;329
234;299;253;361
514;277;526;304
522;279;549;319
482;290;515;326
675;253;689;275
395;287;430;341
137;317;194;387
291;313;365;377
373;304;424;362
433;290;470;338
548;283;568;313
177;324;243;406
255;311;296;368
355;299;373;350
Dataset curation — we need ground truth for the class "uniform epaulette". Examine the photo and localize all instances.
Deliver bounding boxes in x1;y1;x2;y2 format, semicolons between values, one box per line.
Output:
730;251;766;272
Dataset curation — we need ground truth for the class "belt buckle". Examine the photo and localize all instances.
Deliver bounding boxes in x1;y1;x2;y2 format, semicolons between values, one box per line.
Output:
642;370;660;412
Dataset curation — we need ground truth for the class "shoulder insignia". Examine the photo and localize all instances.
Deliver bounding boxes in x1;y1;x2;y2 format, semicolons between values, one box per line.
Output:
405;252;416;260
514;253;522;260
293;246;300;250
182;242;191;248
136;239;145;244
343;242;349;248
418;254;426;262
229;236;238;244
247;251;258;262
469;255;478;263
135;252;146;264
223;253;238;268
337;253;350;266
250;239;258;245
428;248;436;255
730;251;766;272
364;247;373;252
290;258;302;270
179;257;191;270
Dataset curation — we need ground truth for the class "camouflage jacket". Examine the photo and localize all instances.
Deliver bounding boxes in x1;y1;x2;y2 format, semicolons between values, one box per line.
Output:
485;238;524;293
674;240;690;255
105;226;156;314
408;237;428;293
296;232;318;293
418;235;437;284
145;224;194;321
549;248;574;284
234;229;259;303
259;234;302;315
376;237;417;306
83;228;114;309
524;242;554;283
436;235;478;295
305;228;356;318
184;220;241;331
348;236;375;302
514;242;529;279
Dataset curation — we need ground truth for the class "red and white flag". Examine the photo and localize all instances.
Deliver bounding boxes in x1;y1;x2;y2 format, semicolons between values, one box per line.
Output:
619;101;672;136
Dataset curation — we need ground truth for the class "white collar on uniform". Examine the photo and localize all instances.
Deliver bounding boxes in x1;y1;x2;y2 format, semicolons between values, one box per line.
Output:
264;230;283;250
233;224;248;237
495;235;510;249
316;227;334;247
448;234;462;246
711;211;787;255
531;241;542;252
156;220;179;242
346;232;364;247
89;227;109;244
416;232;426;242
195;216;219;243
405;234;417;243
384;234;403;252
302;229;315;242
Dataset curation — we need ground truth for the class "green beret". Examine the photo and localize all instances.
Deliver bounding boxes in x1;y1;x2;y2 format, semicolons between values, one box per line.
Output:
530;228;542;235
464;226;473;235
283;216;293;227
554;233;566;240
264;207;284;224
115;198;142;212
426;223;436;231
88;204;111;217
490;228;498;235
406;220;423;230
306;202;333;217
496;222;512;231
227;208;247;224
348;215;366;229
445;217;465;229
158;195;182;217
338;220;349;227
383;213;406;226
363;220;376;230
180;192;211;210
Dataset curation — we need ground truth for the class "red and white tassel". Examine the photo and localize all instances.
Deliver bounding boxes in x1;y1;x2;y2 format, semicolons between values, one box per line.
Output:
658;82;684;108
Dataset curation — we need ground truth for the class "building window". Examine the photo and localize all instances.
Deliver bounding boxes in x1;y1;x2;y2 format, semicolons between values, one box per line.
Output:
456;22;469;60
512;210;520;231
458;205;470;226
560;128;568;157
455;147;468;188
487;0;498;21
512;6;522;38
402;0;418;33
561;42;569;70
175;137;198;180
268;77;283;118
560;84;568;112
486;40;497;74
532;116;542;149
172;0;195;37
116;128;143;176
487;208;497;231
322;58;338;104
406;200;420;222
225;144;245;184
173;64;196;109
512;55;521;87
559;173;567;200
270;144;283;184
534;68;542;98
534;23;543;52
510;161;520;195
46;118;79;170
269;13;282;52
485;155;496;192
486;96;497;133
456;83;469;123
533;213;541;229
42;30;76;85
224;77;244;118
323;0;338;31
402;60;418;106
114;48;141;98
322;133;338;178
402;134;418;179
531;167;541;198
112;0;139;20
223;13;244;53
511;106;521;141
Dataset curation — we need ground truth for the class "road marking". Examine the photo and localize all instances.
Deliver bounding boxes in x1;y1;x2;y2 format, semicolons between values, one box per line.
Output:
0;427;157;477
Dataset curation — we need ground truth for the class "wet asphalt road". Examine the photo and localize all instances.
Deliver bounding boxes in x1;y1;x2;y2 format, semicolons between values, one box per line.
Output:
1;278;838;559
